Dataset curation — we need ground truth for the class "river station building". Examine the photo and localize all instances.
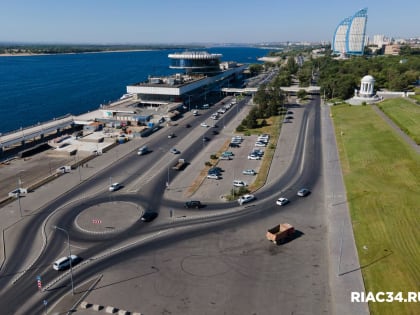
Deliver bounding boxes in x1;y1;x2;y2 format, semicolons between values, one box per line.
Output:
125;51;247;112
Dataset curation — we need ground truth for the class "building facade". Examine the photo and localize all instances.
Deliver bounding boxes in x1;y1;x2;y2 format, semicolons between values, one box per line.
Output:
332;8;368;56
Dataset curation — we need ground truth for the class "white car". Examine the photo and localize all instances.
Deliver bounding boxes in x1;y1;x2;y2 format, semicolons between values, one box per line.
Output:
238;194;255;205
242;169;256;175
276;197;289;206
200;122;209;127
207;173;220;179
233;180;247;187
53;255;82;271
248;154;261;160
170;148;180;154
109;182;121;192
255;142;267;147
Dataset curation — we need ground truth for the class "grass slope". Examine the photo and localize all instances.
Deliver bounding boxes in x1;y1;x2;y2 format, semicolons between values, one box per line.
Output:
378;98;420;145
331;104;420;315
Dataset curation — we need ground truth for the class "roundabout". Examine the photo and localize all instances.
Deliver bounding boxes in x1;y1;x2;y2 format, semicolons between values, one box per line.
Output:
74;201;143;234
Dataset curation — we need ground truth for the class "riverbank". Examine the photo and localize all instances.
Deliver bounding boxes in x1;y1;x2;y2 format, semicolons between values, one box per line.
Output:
0;49;156;57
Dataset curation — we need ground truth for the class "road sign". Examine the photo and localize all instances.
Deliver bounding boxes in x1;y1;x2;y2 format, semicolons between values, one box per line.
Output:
92;219;102;224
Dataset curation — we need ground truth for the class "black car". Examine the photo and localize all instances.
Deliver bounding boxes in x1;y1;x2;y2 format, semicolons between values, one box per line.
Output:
184;200;202;209
208;167;223;175
185;124;191;128
229;142;240;148
141;212;158;222
212;130;219;135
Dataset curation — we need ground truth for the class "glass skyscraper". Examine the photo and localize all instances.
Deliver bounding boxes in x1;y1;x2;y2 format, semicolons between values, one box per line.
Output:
332;8;368;56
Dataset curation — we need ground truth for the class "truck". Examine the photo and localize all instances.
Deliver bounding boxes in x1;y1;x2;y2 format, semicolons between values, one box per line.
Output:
172;158;187;171
266;223;295;245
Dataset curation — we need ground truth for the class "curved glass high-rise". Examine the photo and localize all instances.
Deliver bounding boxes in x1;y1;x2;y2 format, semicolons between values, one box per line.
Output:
332;8;368;56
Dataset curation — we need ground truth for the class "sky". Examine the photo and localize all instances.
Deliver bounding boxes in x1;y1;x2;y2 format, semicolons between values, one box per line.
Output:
0;0;419;44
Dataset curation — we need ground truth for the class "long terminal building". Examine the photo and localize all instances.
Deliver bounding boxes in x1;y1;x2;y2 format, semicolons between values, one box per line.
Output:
125;51;247;111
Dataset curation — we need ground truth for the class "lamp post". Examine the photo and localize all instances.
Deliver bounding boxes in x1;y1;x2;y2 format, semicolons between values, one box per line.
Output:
17;170;24;218
54;226;75;295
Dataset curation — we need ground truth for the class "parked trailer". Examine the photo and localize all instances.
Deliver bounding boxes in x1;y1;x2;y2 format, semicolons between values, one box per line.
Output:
266;223;295;245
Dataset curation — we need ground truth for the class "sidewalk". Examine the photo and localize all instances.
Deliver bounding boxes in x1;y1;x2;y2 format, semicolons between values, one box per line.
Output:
322;104;369;315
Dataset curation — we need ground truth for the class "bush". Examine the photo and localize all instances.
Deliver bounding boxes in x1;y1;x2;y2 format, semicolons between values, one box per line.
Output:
205;161;212;166
236;125;245;132
210;154;218;160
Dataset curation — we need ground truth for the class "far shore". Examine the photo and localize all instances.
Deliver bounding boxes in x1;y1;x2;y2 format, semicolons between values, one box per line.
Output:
0;49;156;57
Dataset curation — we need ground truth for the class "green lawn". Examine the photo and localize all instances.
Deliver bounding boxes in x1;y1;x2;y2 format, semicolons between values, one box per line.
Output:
378;98;420;144
331;104;420;315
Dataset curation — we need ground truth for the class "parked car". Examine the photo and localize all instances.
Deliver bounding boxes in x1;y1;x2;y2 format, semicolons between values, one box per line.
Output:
238;194;255;205
276;197;289;206
219;155;232;160
222;151;234;156
248;154;261;160
53;255;82;271
170;148;180;154
184;200;202;209
255;141;267;147
297;188;311;197
229;142;240;148
109;182;122;192
141;212;158;222
207;173;221;180
233;180;247;187
208;167;222;176
242;169;256;175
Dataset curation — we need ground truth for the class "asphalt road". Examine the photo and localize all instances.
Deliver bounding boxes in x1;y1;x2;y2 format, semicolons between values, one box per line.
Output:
0;95;367;315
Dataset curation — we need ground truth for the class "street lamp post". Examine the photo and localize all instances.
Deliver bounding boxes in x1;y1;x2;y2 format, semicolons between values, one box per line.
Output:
54;226;75;295
17;171;24;218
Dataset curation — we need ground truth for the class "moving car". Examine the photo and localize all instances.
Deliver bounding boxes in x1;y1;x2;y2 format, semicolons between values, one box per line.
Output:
168;133;175;138
184;200;202;209
297;188;311;197
109;182;121;192
200;122;209;127
242;169;256;175
276;197;289;206
141;212;158;222
238;194;255;205
170;148;180;154
53;255;82;271
137;146;149;155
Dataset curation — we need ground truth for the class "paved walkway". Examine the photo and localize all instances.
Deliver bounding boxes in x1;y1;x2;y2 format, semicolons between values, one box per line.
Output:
372;105;420;154
322;104;369;315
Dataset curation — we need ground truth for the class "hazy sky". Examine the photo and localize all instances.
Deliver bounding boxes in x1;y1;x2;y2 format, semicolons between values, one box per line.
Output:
1;0;418;44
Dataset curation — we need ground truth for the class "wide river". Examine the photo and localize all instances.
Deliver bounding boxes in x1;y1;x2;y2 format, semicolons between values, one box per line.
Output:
0;46;271;133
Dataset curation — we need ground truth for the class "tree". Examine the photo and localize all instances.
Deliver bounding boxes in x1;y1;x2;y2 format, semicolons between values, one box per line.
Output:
297;89;307;100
